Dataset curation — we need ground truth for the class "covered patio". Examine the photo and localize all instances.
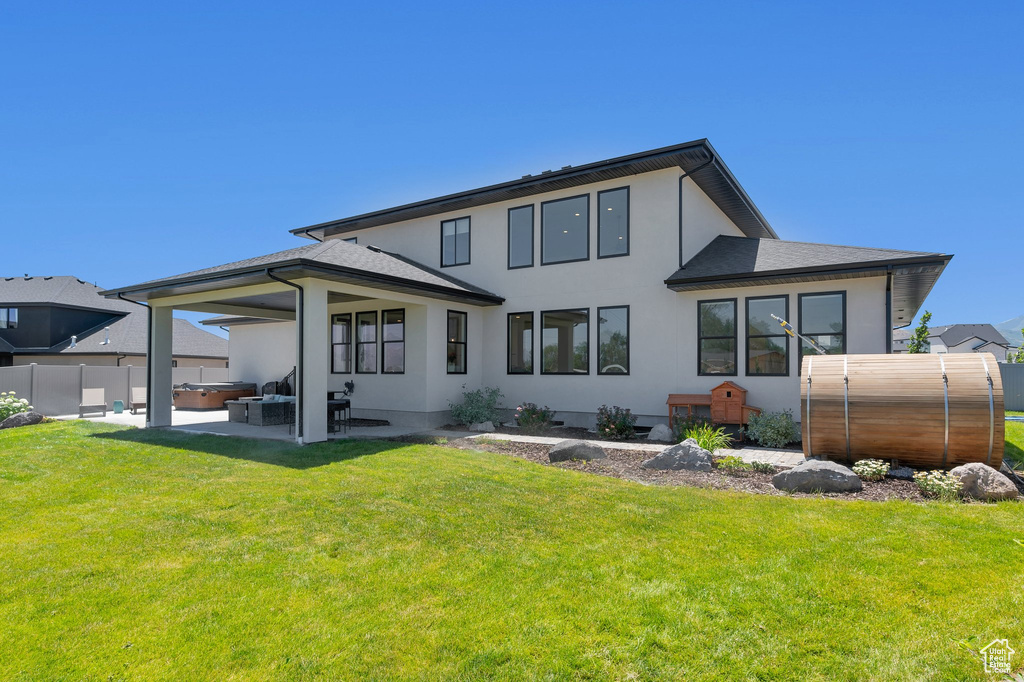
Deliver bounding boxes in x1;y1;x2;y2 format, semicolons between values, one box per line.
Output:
100;240;503;444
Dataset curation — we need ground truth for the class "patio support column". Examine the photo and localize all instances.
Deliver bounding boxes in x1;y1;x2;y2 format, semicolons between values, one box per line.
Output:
298;278;329;444
148;305;173;427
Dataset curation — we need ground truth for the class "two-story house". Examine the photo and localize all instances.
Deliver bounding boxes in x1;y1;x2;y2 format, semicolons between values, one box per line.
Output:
893;324;1014;361
102;140;952;444
1;276;228;368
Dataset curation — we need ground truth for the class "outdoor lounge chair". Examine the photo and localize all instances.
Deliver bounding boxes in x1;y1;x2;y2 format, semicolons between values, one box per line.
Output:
79;388;107;418
129;387;146;414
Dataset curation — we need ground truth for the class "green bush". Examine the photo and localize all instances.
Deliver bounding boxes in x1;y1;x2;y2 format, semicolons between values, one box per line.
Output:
515;403;555;435
744;409;799;448
671;414;713;444
449;386;503;426
750;460;776;474
596;405;637;440
0;391;33;421
681;422;733;452
853;458;889;482
716;455;751;474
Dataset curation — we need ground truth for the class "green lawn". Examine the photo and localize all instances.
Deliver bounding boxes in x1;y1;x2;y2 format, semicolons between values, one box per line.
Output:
1008;411;1024;469
1;422;1021;680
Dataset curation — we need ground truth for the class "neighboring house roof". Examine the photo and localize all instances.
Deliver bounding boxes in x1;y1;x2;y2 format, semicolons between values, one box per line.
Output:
290;139;778;241
0;276;136;313
59;316;228;358
929;324;1009;348
666;236;952;327
101;240;504;307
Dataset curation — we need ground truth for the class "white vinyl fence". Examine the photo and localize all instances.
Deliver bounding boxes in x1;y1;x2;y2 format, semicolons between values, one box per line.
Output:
1001;363;1024;411
0;364;229;416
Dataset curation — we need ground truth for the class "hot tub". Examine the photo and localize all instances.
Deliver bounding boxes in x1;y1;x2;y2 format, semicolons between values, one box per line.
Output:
172;382;257;410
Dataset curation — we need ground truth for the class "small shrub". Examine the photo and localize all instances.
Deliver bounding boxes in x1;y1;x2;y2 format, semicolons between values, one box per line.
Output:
853;458;889;482
716;455;751;474
516;402;555;435
914;470;963;501
596;405;637;440
433;436;449;445
672;414;713;443
750;460;776;474
448;386;503;426
0;392;33;421
681;421;733;452
745;409;799;448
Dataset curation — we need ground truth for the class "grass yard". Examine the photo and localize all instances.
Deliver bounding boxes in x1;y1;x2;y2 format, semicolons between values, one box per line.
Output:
1007;411;1024;469
1;421;1022;680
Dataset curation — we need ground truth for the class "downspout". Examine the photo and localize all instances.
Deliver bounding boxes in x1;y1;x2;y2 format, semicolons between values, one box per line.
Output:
116;293;152;425
885;266;893;353
265;269;304;443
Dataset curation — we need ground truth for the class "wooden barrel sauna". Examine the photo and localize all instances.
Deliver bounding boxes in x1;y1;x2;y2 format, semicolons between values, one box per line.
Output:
800;352;1003;469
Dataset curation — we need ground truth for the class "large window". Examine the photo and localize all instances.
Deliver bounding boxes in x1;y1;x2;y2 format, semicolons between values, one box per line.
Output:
508;205;534;269
508;312;533;374
356;311;377;374
799;292;846;362
0;308;17;329
381;309;405;374
447;310;467;374
746;296;788;376
331;313;352;374
698;299;737;375
541;309;589;374
597;306;629;375
541;195;588;265
598;187;629;258
441;217;470;267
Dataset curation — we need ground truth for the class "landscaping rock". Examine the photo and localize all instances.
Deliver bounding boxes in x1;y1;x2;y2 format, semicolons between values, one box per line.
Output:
469;421;495;432
772;459;862;493
641;438;713;471
949;463;1019;501
886;466;915;481
549;439;607;462
0;411;44;430
647;423;674;442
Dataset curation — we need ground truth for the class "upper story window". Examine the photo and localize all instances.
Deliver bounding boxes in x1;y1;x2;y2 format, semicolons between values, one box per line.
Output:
441;217;470;267
447;310;467;374
508;312;533;374
746;296;788;376
507;205;534;269
799;292;846;363
331;313;352;373
0;308;17;329
598;187;629;258
698;299;737;376
381;309;405;374
541;195;588;265
541;308;589;374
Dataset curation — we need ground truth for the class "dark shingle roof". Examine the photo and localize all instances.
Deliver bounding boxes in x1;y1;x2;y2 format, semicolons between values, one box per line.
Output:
0;276;135;313
930;324;1009;348
103;239;503;306
59;316;228;358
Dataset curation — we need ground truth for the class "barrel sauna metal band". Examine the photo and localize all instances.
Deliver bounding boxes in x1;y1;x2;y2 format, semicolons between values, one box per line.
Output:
843;356;851;463
981;355;994;465
939;355;949;467
805;357;813;458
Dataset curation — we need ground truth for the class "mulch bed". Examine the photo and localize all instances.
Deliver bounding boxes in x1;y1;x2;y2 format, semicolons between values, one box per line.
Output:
390;434;928;502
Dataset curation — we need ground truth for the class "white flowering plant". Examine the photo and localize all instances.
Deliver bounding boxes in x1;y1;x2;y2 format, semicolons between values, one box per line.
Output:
0;391;34;421
852;459;889;482
913;470;963;501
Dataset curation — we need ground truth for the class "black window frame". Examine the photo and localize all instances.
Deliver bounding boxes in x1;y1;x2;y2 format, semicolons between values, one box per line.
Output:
331;312;353;374
597;186;630;259
0;308;16;329
540;194;590;266
381;308;405;375
540;308;590;375
507;312;534;375
596;305;630;376
745;295;789;377
697;298;738;377
440;216;471;267
507;204;534;270
447;310;467;375
798;291;847;366
355;311;378;374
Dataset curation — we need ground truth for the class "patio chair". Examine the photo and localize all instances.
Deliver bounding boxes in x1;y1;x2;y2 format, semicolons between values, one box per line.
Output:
129;387;146;414
79;388;107;418
247;395;295;427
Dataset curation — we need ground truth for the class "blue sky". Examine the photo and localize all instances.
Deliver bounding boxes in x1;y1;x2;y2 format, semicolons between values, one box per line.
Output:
2;1;1021;337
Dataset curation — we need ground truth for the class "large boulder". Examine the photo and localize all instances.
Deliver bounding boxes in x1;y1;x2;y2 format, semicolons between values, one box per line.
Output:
469;421;495;432
0;411;44;430
772;459;862;493
549;439;607;462
647;423;674;442
641;438;713;471
949;463;1019;501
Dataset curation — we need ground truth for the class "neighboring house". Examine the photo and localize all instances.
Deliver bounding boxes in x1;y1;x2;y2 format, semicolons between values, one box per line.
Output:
0;276;229;368
892;324;1014;361
102;140;952;443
